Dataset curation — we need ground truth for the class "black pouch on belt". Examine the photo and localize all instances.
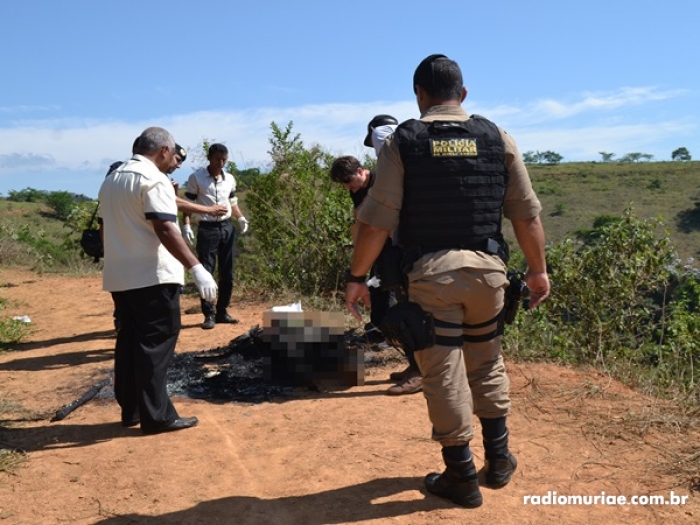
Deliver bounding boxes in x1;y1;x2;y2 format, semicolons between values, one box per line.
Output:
379;301;435;352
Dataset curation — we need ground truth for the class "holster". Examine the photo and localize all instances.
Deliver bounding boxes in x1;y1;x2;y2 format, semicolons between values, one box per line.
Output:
502;270;529;326
379;301;435;352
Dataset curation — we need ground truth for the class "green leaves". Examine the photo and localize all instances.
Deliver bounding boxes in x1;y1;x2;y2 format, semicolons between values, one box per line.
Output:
238;122;353;297
504;207;700;396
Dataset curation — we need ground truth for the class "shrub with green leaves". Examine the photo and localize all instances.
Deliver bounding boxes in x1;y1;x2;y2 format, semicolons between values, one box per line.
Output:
504;207;700;396
239;122;353;297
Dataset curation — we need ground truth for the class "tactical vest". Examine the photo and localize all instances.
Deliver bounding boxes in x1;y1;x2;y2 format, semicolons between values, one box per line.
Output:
396;115;508;256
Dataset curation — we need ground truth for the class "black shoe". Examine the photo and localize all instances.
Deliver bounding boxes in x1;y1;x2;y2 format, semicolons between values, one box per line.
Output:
215;313;239;324
201;316;216;329
425;469;483;508
484;452;517;487
121;418;140;428
141;417;199;435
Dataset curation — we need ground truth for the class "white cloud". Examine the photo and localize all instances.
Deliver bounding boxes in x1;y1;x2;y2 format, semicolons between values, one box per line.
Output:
0;87;695;196
0;104;61;114
0;152;55;169
510;86;687;123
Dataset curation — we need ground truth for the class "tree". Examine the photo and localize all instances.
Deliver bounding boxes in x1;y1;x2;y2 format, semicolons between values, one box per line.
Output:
618;152;651;163
541;151;563;165
523;150;562;164
672;147;691;161
599;152;615;162
522;151;538;164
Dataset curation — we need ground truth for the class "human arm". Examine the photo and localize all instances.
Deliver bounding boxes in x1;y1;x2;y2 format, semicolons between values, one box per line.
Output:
350;222;360;245
180;209;195;245
511;215;550;308
151;219;217;301
345;221;391;321
151;219;200;268
176;197;226;217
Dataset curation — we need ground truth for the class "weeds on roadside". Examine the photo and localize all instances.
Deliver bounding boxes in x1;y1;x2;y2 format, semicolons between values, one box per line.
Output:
0;296;32;348
0;447;27;474
504;207;700;402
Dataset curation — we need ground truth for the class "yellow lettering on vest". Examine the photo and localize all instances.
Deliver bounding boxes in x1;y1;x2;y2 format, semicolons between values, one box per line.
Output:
430;139;478;157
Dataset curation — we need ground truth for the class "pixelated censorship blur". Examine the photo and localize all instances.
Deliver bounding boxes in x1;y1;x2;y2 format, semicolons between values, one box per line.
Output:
262;311;363;387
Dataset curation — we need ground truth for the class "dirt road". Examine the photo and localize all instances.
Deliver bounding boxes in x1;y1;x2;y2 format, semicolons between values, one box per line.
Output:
0;268;698;524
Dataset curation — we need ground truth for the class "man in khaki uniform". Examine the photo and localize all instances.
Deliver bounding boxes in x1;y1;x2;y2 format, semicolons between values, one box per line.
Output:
345;54;550;508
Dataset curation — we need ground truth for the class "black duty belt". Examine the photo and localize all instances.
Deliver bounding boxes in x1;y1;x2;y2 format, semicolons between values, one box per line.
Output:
198;221;231;228
418;238;502;257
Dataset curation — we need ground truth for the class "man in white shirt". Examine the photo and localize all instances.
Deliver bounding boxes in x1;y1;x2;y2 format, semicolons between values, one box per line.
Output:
99;126;217;435
182;143;249;329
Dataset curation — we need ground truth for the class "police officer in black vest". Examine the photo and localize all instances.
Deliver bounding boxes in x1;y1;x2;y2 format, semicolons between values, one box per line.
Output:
345;54;550;507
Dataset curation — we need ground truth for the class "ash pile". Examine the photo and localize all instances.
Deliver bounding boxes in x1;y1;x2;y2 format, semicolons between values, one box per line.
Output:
167;315;404;404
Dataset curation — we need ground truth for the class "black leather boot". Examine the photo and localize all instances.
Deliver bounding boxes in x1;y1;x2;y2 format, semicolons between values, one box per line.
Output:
483;430;517;487
425;448;482;508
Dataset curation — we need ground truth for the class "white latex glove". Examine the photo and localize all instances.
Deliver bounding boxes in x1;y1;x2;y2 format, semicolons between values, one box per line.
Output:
182;224;195;245
237;216;249;234
190;263;217;303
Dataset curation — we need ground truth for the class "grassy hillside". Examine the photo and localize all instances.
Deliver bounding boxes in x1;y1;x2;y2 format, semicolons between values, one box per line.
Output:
502;161;700;264
0;199;77;243
0;199;99;274
1;160;699;272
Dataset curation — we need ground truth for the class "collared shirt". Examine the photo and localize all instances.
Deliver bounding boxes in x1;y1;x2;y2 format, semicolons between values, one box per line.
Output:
185;167;236;222
98;154;184;292
357;105;543;279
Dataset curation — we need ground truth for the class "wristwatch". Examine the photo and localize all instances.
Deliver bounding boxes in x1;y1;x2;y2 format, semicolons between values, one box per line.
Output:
344;269;367;284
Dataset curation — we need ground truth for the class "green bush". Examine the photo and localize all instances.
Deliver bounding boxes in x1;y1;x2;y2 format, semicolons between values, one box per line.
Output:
504;208;700;397
238;122;353;297
6;188;46;203
44;191;75;220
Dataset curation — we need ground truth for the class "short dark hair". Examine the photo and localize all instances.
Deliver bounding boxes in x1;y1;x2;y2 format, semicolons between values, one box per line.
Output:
329;156;361;184
208;143;229;157
413;54;463;101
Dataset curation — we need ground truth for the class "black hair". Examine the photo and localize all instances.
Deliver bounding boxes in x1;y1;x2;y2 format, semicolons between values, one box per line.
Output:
413;54;463;101
208;143;229;157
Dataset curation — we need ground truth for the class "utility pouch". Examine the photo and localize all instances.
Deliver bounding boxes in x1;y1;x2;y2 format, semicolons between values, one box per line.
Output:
379;301;435;352
80;229;103;262
80;203;103;262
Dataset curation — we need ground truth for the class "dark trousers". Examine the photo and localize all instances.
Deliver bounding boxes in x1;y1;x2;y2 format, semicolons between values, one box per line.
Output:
368;279;392;328
111;284;181;430
368;268;419;372
196;220;237;317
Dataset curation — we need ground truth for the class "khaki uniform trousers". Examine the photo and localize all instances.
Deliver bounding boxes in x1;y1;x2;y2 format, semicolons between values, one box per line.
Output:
409;267;510;447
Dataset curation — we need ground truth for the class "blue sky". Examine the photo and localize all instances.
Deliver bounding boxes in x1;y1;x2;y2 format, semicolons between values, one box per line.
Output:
0;0;697;199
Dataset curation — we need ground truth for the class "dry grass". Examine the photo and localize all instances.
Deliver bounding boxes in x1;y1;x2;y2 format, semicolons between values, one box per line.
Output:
0;446;27;475
513;362;700;492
